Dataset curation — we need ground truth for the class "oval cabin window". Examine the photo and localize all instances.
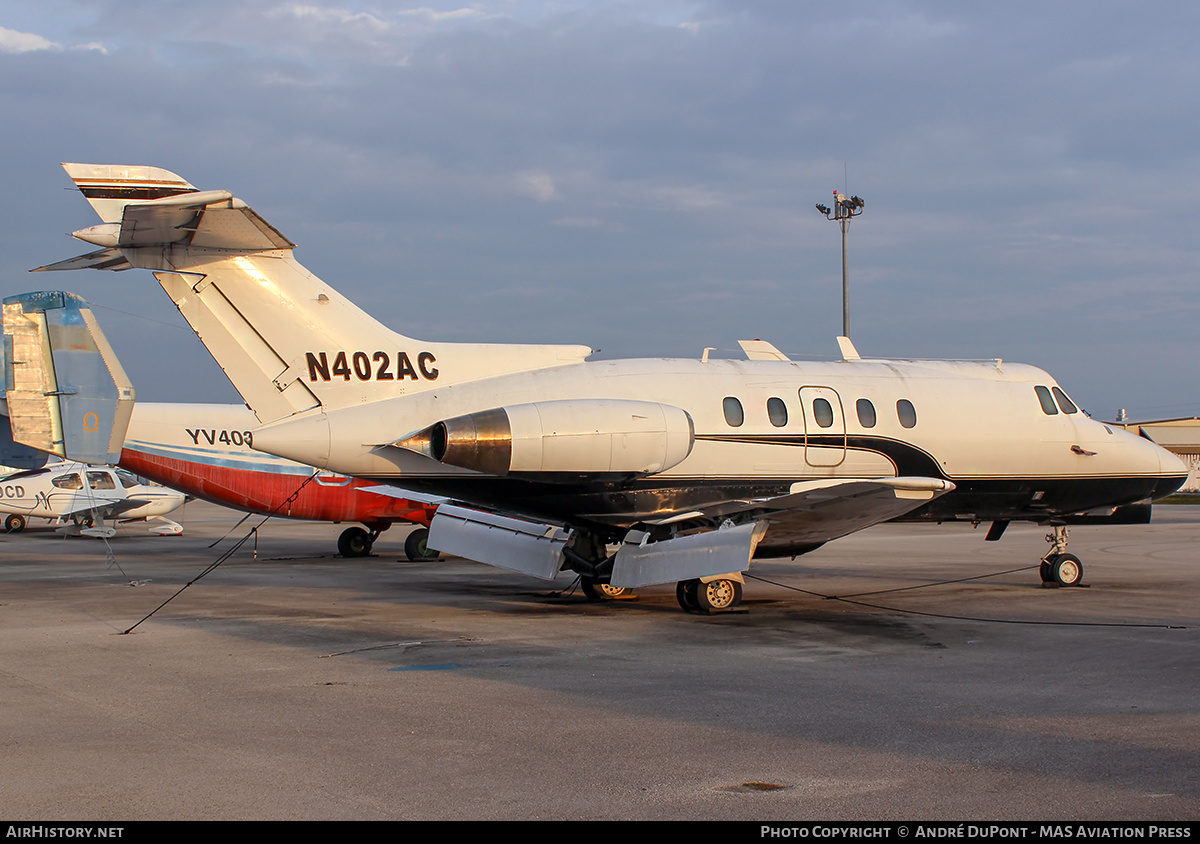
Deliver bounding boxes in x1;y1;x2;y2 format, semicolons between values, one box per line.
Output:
767;397;788;427
856;398;876;428
896;399;917;429
722;397;744;427
813;397;834;428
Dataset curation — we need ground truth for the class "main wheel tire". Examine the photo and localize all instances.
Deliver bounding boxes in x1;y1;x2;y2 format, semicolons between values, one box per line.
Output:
695;578;743;612
1051;553;1083;587
580;576;631;601
404;527;439;561
4;513;26;533
1040;559;1055;583
676;579;701;612
338;526;373;558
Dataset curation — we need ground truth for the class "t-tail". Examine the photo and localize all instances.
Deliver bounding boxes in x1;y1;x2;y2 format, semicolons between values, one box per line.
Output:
36;164;593;424
2;291;134;465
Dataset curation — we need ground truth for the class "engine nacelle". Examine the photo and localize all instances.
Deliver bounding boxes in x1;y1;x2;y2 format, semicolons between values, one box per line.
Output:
398;399;695;478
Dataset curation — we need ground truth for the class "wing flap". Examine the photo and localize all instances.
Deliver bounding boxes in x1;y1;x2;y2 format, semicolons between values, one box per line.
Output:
427;505;569;580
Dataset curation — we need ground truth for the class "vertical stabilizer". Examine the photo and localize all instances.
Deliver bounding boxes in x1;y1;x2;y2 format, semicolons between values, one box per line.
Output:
35;164;594;424
1;292;135;464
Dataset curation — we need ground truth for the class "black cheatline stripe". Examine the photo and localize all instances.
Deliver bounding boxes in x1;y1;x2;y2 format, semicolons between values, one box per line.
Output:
80;187;197;201
695;432;946;478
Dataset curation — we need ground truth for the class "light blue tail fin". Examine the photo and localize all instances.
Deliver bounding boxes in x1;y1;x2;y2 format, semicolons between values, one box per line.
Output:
1;291;134;464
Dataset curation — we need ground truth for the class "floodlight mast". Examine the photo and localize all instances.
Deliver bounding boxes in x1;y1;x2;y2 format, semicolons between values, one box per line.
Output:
815;191;865;338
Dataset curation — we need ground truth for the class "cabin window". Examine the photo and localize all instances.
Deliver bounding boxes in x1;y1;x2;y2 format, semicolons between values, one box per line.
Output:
722;397;744;427
767;397;788;427
51;473;83;490
1052;387;1078;414
86;471;116;490
812;397;834;428
896;399;917;429
856;398;877;428
116;471;141;490
1035;385;1059;415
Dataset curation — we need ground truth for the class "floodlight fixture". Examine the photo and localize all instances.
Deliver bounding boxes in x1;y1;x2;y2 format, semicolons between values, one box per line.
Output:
815;189;866;338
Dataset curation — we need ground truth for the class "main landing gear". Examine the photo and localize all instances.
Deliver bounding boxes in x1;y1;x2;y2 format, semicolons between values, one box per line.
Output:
4;514;26;533
337;525;441;561
1040;525;1084;587
563;533;637;601
562;530;746;613
579;576;635;601
675;577;744;613
403;527;440;562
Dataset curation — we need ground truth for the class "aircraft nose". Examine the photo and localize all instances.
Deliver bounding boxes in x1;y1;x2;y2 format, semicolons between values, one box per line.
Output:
1149;442;1188;500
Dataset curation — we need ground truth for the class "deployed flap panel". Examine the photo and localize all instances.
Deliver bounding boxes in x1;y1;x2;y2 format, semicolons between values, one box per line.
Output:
428;504;570;580
611;521;768;588
1;292;135;464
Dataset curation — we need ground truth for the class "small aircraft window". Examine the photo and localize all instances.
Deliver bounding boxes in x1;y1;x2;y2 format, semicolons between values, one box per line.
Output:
812;397;834;428
896;399;917;429
116;471;141;489
856;398;876;428
86;471;117;490
51;473;83;490
1035;385;1059;415
1052;387;1078;414
767;397;788;427
722;397;744;427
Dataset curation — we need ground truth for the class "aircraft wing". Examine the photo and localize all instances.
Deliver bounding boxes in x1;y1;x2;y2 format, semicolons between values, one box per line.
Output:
428;476;954;588
717;477;954;551
106;498;157;516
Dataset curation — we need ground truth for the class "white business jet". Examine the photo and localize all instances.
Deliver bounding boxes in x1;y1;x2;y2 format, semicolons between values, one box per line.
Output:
35;163;1188;611
0;461;185;536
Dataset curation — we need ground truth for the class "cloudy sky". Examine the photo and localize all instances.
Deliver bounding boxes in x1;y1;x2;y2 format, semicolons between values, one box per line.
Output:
1;1;1197;421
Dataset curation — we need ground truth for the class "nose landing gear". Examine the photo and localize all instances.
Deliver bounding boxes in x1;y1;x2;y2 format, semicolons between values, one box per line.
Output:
1040;525;1084;587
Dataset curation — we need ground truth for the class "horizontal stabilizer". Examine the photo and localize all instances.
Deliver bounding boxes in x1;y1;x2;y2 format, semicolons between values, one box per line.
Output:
56;163;293;258
427;505;569;580
33;248;132;273
1;291;134;464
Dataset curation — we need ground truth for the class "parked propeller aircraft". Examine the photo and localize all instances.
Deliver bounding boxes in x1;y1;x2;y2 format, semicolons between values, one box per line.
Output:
1;293;439;559
34;163;1189;611
0;460;185;537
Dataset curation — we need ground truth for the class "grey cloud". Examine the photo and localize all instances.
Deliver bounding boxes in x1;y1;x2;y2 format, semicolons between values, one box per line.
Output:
0;0;1196;420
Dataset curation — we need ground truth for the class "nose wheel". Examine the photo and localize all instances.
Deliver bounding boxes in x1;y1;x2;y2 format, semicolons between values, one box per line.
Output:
1040;526;1084;587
